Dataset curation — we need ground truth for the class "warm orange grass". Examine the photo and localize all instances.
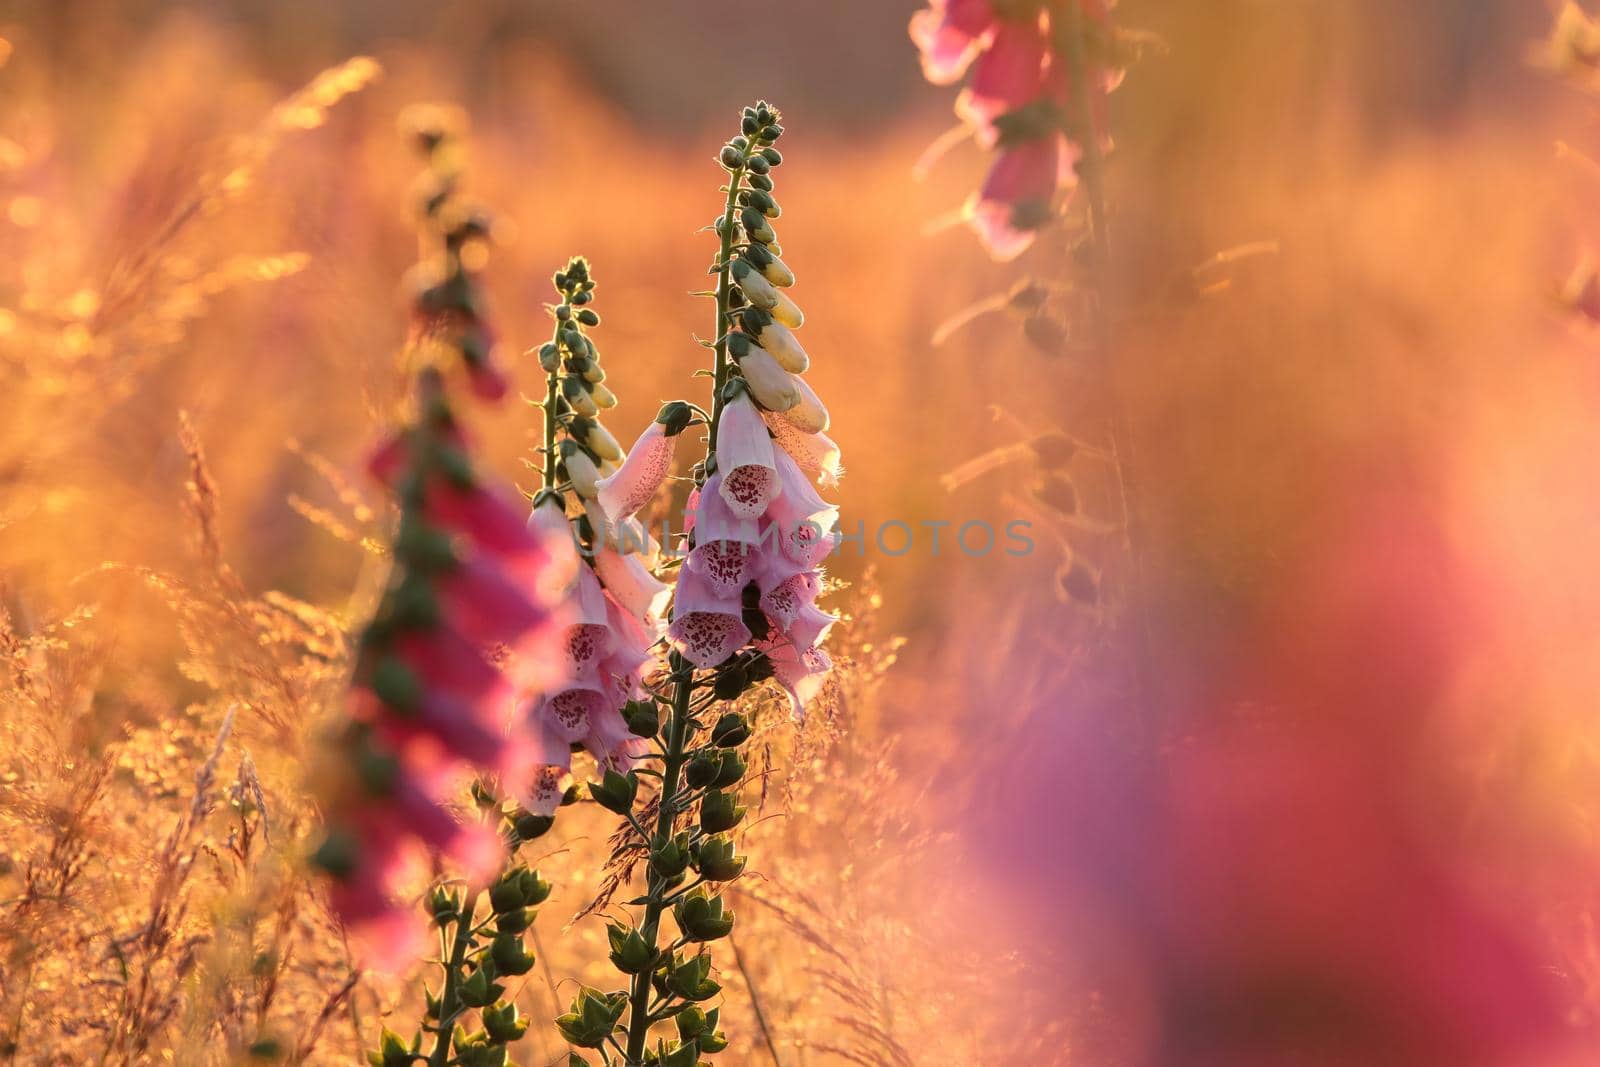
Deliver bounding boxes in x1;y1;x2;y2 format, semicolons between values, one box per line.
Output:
3;3;1600;1065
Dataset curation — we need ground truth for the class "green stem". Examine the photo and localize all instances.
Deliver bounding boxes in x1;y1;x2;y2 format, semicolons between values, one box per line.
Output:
1056;0;1154;722
707;156;751;455
542;320;564;491
426;889;481;1067
621;654;696;1064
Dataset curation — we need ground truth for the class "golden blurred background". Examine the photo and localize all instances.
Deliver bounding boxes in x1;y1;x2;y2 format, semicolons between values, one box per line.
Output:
3;0;1600;1063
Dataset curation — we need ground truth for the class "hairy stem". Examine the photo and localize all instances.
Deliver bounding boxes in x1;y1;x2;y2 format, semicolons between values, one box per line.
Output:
622;654;696;1064
426;889;481;1067
707;154;750;452
542;322;563;491
1055;0;1154;722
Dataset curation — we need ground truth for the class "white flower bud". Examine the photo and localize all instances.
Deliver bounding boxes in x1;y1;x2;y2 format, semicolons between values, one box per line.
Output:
561;442;601;498
760;252;795;288
592;382;618;409
769;288;803;329
584;420;625;463
773;373;828;433
755;321;809;373
736;347;801;411
730;259;779;311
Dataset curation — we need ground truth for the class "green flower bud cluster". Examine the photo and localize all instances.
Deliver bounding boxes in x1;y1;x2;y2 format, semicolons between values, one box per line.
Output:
712;102;818;422
556;699;758;1061
366;864;550;1067
403;108;508;400
585;104;799;1067
533;256;623;541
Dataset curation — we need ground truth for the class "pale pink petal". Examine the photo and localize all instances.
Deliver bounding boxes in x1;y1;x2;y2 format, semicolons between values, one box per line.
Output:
763;414;843;488
766;451;839;567
784;602;838;652
910;0;997;85
715;393;780;519
758;567;823;630
559;566;615;676
437;555;553;649
668;565;751;668
771;373;829;434
526;495;581;599
597;422;676;523
518;763;573;816
538;679;609;743
585;710;650;774
688;475;763;597
957;20;1048;146
755;633;834;720
593;548;672;634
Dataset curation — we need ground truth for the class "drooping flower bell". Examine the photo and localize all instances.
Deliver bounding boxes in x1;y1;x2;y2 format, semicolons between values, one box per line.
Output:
313;372;567;970
909;0;1125;261
517;261;689;787
663;112;842;714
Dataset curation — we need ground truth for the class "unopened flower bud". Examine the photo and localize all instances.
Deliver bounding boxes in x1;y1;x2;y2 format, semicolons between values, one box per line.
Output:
458;968;501;1008
562;375;599;418
730;259;779;311
607;922;654;974
673;888;735;941
482;1001;529;1043
747;244;794;287
769;288;803;328
559;440;600;498
753;319;808;372
740;207;775;244
720;144;744;170
576;308;600;327
513;809;554;841
684;753;720;789
711;712;751;747
735;346;801;411
655;399;694;437
591;382;618;409
538;342;561;372
749;190;780;219
699;789;746;833
578;419;624;463
745;153;770;176
490;932;536;976
650;833;691;879
587;769;638;815
622;699;660;737
712;749;745;789
695;835;746;882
